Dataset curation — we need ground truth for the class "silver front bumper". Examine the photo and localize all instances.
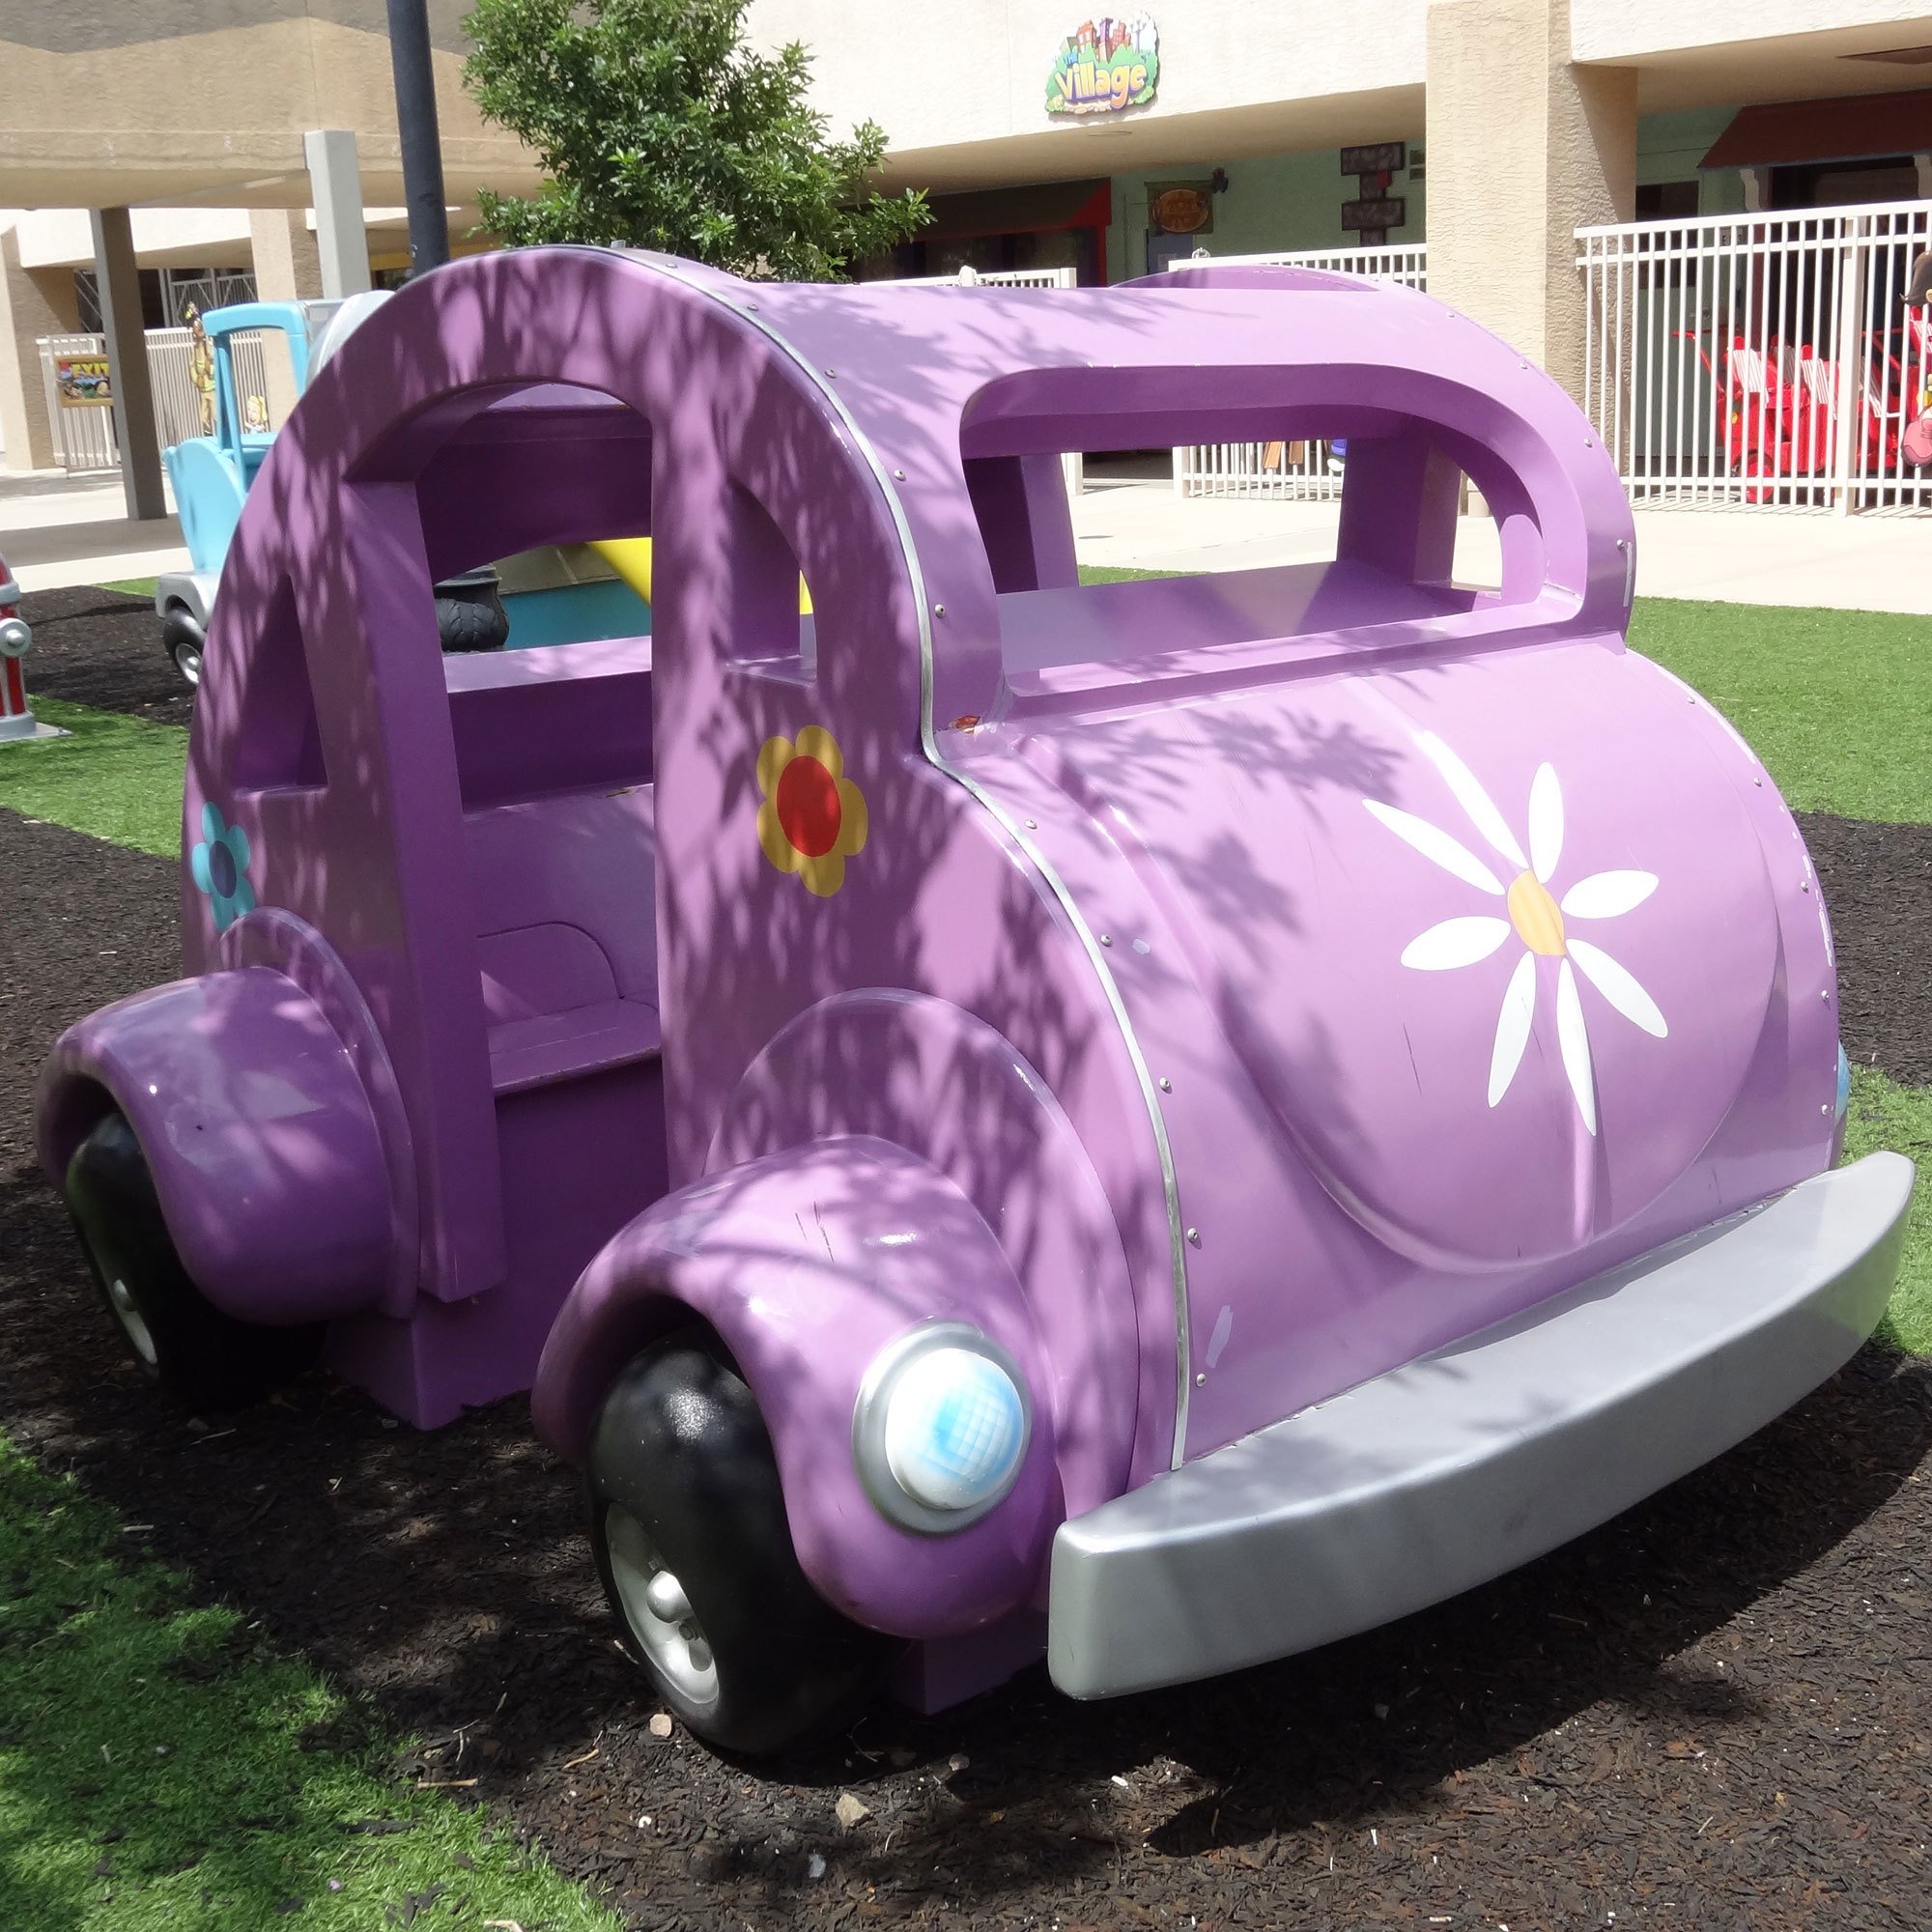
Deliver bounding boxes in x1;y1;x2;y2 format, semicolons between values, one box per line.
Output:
1048;1152;1916;1699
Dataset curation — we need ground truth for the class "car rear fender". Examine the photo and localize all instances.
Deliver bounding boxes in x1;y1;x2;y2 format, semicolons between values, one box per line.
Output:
37;968;392;1324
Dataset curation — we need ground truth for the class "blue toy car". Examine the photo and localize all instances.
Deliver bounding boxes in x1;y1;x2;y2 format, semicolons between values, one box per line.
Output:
155;293;652;684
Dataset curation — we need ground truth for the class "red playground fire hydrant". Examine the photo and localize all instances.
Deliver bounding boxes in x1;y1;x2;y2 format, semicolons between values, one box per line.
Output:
0;553;60;743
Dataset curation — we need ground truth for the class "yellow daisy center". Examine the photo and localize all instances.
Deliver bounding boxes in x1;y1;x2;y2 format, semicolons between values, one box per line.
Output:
1507;870;1566;956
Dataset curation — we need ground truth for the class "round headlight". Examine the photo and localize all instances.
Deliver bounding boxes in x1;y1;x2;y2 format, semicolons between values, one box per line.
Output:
853;1323;1032;1534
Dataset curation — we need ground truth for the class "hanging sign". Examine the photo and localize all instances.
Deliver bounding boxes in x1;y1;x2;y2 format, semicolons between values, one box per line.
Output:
1342;197;1407;233
1339;142;1406;178
1048;15;1159;117
1150;185;1212;234
52;354;113;409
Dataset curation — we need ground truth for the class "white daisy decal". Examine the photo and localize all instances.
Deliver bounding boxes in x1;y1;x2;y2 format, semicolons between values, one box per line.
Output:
1364;732;1665;1135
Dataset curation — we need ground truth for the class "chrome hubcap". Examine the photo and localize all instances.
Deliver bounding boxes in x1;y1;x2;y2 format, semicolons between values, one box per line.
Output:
605;1508;719;1709
107;1274;157;1367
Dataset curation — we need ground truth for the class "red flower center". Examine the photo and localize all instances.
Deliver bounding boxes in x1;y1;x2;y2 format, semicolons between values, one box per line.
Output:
776;754;841;858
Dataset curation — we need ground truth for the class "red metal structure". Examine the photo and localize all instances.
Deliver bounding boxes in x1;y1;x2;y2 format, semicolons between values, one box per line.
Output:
0;554;44;742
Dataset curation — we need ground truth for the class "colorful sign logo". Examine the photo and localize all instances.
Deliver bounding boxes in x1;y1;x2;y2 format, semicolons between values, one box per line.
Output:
1048;15;1158;117
52;355;112;409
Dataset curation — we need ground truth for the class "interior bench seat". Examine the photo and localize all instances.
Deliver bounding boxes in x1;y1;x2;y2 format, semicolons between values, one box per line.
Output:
487;998;663;1095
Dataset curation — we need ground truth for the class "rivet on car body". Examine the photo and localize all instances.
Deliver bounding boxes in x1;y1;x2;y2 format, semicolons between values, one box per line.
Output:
1098;934;1113;947
893;469;906;480
932;604;945;617
1195;1373;1207;1386
1186;1228;1201;1245
1023;818;1037;830
1158;1077;1172;1092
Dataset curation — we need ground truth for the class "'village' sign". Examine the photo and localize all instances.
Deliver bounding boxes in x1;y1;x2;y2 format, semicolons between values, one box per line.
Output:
1047;15;1159;117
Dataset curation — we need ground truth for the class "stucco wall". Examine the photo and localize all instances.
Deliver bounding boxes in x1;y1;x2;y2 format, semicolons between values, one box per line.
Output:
1107;149;1428;280
747;0;1430;177
1427;0;1636;399
1572;0;1932;59
0;4;534;209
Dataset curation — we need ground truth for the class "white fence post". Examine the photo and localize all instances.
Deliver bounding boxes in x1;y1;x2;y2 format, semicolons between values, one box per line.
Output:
1830;221;1864;515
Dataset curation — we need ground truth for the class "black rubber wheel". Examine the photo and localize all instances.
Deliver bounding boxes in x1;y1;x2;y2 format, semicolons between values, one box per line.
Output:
64;1112;323;1412
159;605;204;686
587;1328;892;1756
433;571;510;653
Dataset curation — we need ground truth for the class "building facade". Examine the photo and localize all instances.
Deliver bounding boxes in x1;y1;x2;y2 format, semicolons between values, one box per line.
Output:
2;0;1928;482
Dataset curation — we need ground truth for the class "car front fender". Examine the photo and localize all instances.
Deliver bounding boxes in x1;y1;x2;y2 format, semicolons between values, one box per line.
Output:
533;1135;1062;1639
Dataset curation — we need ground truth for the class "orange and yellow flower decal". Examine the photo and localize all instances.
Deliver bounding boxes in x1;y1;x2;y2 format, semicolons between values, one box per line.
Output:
756;725;868;897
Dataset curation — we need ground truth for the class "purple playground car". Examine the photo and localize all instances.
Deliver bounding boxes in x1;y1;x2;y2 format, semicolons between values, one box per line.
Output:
37;248;1914;1754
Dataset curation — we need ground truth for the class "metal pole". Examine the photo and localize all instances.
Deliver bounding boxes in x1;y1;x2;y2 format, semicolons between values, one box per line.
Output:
384;0;450;276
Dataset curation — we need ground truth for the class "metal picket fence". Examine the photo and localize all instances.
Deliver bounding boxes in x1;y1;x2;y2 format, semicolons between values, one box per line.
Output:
36;326;274;474
1577;197;1932;512
1172;244;1431;499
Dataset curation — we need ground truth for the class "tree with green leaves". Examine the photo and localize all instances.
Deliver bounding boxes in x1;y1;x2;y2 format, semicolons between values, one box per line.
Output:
463;0;930;279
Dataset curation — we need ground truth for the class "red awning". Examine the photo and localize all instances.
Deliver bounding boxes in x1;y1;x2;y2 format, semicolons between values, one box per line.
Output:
1700;89;1932;169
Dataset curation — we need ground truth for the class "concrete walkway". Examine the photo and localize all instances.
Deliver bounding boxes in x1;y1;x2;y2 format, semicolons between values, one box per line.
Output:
1071;480;1932;616
0;473;187;592
1;466;1926;614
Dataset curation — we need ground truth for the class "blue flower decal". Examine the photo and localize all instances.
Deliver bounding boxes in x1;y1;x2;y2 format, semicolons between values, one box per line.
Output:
190;803;256;932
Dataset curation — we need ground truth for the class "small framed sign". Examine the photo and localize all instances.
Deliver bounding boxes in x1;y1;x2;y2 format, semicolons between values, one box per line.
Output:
1341;197;1407;232
1340;142;1406;178
52;354;113;409
1148;183;1213;236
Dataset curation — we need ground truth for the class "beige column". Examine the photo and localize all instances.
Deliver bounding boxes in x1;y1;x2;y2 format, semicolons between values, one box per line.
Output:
1425;0;1635;407
92;207;167;521
248;209;324;427
0;228;80;472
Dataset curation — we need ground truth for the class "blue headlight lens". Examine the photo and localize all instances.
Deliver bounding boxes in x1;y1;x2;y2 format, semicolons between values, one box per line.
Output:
1835;1043;1851;1124
883;1347;1028;1514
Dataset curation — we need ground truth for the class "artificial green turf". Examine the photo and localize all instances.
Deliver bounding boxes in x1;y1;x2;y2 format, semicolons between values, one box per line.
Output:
0;1440;618;1931
1076;563;1174;584
1846;1066;1932;1355
0;698;185;859
1615;600;1932;825
98;579;159;600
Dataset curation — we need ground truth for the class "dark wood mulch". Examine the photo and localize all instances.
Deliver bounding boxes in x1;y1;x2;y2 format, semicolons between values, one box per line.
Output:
14;584;191;728
1805;813;1932;1090
2;607;1930;1928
